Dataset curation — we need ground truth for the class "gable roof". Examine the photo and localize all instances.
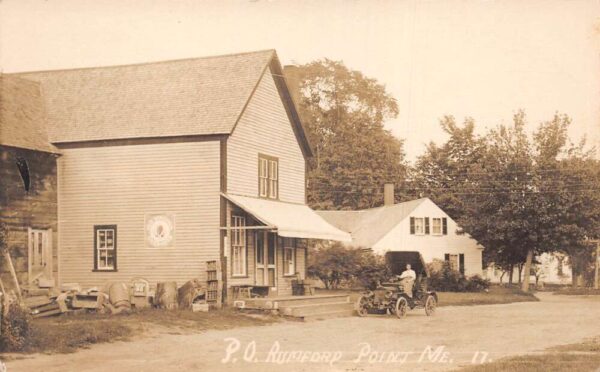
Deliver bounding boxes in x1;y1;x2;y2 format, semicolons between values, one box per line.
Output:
316;198;428;248
0;75;58;153
8;50;312;155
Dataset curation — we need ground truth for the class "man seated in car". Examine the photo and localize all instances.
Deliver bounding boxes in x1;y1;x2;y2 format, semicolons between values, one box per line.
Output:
398;264;416;297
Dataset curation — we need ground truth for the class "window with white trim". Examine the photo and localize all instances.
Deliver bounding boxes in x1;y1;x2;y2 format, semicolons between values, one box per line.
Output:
231;216;247;276
432;218;442;235
448;254;459;271
259;155;278;199
94;225;117;271
259;158;268;197
283;238;295;276
414;217;425;235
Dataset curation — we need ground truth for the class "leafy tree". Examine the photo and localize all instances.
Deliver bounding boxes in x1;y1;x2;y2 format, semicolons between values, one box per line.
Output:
414;111;600;291
286;60;408;210
412;116;485;221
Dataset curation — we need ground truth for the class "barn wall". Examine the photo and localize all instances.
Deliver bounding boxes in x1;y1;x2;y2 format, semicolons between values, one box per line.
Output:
57;139;221;288
0;146;58;288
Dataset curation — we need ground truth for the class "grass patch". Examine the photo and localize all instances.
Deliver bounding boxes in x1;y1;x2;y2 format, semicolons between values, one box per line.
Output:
458;337;600;372
6;307;277;355
554;287;600;296
316;286;538;307
438;286;539;307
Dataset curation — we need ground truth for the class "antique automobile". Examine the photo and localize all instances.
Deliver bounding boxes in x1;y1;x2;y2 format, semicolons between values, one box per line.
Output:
355;251;438;318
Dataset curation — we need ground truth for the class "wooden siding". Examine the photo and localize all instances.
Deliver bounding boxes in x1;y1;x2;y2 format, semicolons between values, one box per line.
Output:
57;140;221;288
227;67;306;204
0;146;58;288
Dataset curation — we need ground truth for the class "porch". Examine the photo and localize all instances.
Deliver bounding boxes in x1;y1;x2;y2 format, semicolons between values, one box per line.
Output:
221;193;352;308
234;293;354;321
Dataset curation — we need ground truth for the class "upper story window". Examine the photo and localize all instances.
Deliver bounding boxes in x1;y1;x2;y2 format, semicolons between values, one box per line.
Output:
410;217;447;235
415;218;425;235
432;218;442;235
259;154;278;199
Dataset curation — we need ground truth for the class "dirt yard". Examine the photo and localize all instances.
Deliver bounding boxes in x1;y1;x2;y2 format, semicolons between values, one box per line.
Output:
4;293;600;372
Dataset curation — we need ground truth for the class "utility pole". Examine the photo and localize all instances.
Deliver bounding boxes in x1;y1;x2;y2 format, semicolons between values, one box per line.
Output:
589;239;600;290
594;240;600;290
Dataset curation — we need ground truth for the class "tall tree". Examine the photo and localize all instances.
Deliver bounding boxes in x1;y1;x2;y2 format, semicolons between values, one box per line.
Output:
414;111;600;291
285;60;408;210
412;116;485;221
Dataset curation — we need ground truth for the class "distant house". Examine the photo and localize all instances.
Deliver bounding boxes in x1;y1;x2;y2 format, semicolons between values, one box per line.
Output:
0;50;350;302
317;190;484;277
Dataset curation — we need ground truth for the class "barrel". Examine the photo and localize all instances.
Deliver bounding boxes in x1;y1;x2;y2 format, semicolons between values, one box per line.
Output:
109;282;131;308
156;281;178;310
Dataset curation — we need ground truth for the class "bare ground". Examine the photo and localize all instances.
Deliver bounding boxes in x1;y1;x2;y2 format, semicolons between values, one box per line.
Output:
4;292;600;372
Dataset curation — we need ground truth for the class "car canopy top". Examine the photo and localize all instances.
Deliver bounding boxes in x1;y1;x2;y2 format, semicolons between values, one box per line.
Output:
385;251;429;277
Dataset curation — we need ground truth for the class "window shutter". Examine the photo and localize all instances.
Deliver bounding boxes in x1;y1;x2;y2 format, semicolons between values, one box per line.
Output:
425;218;430;234
410;217;415;234
459;254;465;275
444;253;450;262
442;218;448;235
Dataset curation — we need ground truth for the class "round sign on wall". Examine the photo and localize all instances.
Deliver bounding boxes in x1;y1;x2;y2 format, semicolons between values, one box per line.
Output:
145;214;175;248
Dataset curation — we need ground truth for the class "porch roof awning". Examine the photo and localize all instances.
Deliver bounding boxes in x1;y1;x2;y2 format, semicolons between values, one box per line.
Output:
222;193;352;242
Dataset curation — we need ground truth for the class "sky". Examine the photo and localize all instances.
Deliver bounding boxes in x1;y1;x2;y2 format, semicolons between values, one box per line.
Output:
1;0;599;161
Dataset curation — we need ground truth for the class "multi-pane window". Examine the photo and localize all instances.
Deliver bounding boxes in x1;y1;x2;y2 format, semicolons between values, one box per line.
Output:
283;238;295;276
414;218;425;235
410;217;447;235
231;216;246;276
259;155;278;199
432;218;442;235
448;254;459;271
94;225;117;271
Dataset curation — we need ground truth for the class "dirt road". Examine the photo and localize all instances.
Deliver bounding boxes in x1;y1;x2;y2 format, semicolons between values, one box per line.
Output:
5;293;600;372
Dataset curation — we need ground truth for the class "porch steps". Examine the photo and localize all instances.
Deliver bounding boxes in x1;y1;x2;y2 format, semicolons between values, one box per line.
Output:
238;294;355;321
247;294;350;309
280;301;354;317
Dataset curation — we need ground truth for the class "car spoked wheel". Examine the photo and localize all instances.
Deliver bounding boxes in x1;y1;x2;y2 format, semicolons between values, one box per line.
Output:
425;295;437;316
355;296;369;317
395;297;408;318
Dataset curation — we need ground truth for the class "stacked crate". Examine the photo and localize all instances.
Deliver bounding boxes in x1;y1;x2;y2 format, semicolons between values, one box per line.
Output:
206;260;219;304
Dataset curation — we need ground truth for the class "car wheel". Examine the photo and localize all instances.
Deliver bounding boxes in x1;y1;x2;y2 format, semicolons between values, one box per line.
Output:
395;297;408;318
425;295;437;316
355;296;369;317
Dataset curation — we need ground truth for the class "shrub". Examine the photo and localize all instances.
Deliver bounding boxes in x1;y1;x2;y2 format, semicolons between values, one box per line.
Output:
0;303;33;352
307;243;391;289
354;252;391;290
465;275;491;292
427;261;490;292
308;243;361;289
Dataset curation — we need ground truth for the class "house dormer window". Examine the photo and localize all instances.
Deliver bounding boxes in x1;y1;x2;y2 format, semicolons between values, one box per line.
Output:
259;154;278;199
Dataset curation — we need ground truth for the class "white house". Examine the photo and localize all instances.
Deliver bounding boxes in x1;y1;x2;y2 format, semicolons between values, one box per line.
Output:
317;194;484;277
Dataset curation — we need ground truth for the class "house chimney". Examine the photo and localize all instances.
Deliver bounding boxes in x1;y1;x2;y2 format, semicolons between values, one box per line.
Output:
283;65;301;107
384;183;395;206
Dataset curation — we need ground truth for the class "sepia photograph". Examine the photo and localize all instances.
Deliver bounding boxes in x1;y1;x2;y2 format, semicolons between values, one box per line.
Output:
0;0;599;371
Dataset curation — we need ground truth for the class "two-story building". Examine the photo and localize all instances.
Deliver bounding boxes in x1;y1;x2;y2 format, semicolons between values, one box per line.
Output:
1;49;350;302
317;187;484;276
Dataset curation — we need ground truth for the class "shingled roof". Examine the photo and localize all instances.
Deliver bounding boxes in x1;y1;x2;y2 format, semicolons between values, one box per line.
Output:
317;198;428;248
0;75;58;153
8;49;309;152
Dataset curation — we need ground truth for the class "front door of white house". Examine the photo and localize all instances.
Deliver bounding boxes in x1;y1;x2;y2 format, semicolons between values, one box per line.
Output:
255;231;277;289
28;228;53;284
